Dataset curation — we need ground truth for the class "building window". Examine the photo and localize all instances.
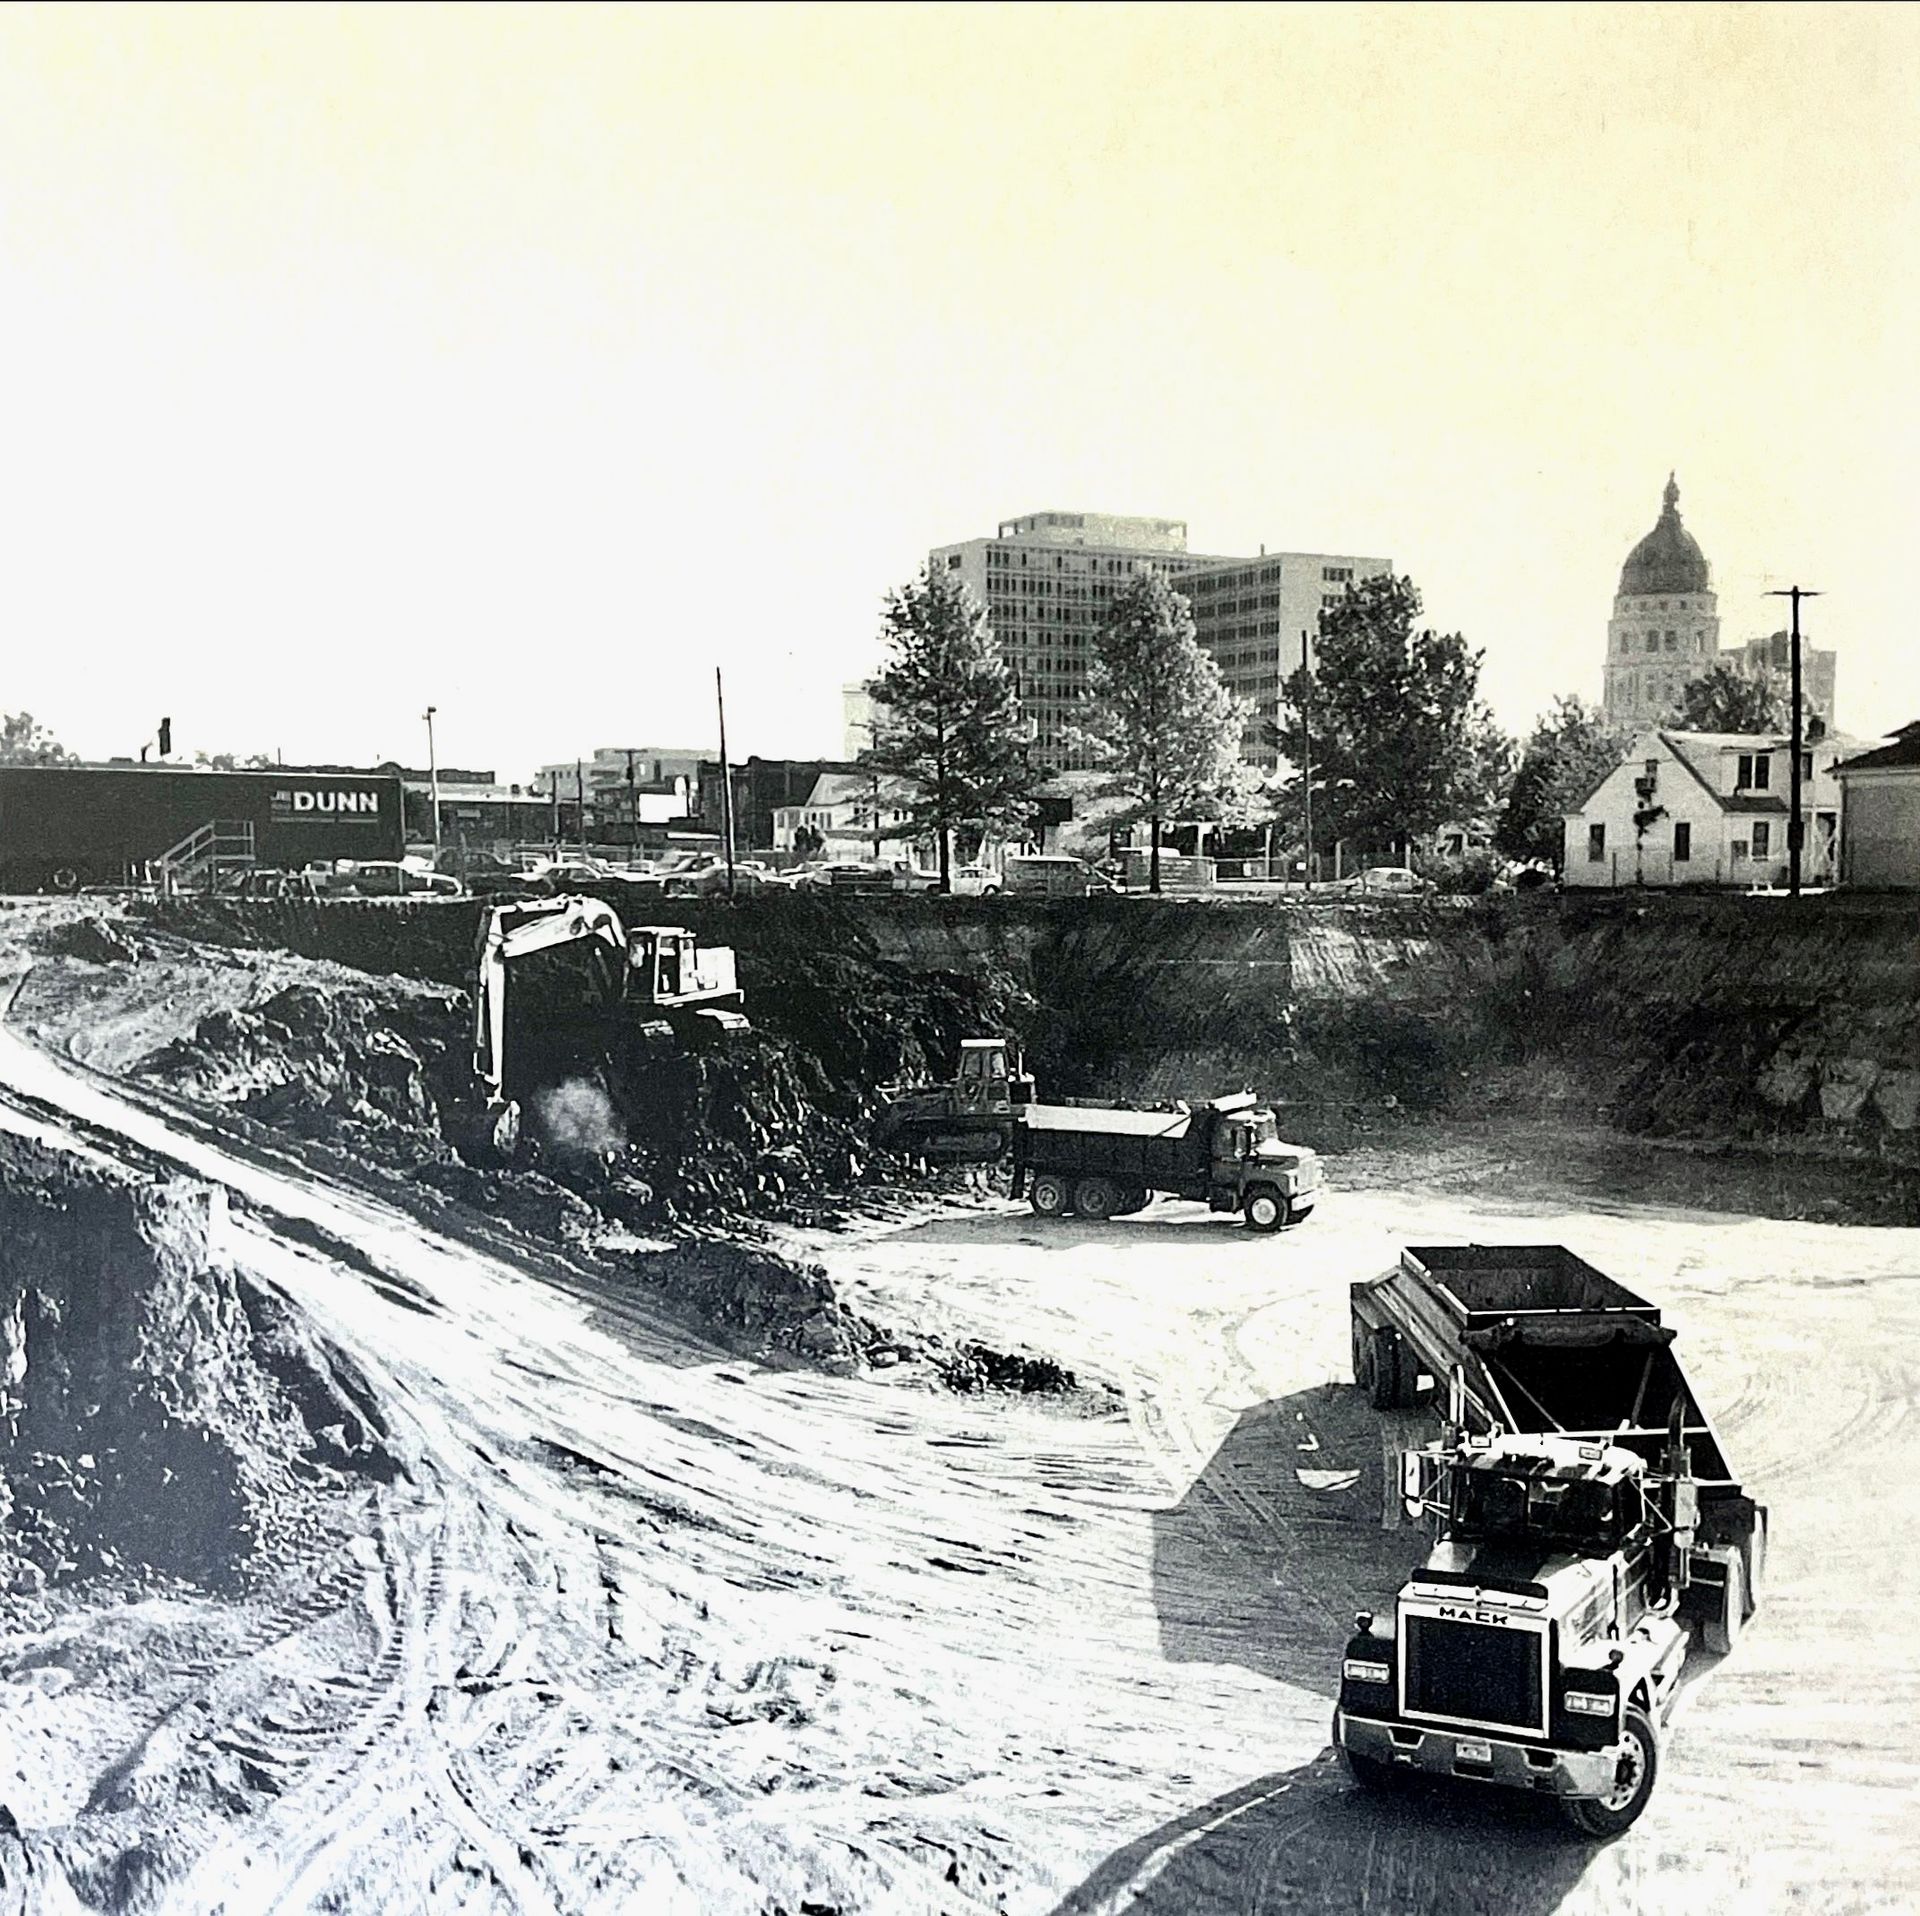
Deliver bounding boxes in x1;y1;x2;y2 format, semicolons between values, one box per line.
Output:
1751;821;1771;858
1645;634;1659;654
1732;839;1748;861
1322;565;1353;583
946;553;961;570
1588;823;1606;862
1737;753;1771;790
1673;821;1691;862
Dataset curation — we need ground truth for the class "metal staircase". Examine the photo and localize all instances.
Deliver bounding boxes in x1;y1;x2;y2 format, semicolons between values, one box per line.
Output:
155;819;257;895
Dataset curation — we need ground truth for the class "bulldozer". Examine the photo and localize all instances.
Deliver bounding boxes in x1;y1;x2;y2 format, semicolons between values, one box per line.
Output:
470;895;750;1155
873;1037;1033;1165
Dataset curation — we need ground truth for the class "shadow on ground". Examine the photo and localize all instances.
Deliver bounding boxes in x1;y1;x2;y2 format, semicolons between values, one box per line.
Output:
1048;1384;1602;1913
1046;1746;1596;1916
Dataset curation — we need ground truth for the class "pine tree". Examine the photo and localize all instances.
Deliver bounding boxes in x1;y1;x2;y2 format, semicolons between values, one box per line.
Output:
859;565;1042;888
1071;573;1259;893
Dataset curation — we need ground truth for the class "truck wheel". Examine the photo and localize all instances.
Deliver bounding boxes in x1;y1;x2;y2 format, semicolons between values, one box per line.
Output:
1334;1712;1396;1793
50;866;81;894
1704;1556;1744;1655
1115;1184;1150;1216
1368;1327;1405;1411
1243;1188;1285;1232
1074;1176;1121;1220
1564;1708;1658;1838
1030;1174;1071;1218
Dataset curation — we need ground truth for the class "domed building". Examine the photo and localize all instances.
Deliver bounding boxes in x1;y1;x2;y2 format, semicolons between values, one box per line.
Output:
1602;475;1721;728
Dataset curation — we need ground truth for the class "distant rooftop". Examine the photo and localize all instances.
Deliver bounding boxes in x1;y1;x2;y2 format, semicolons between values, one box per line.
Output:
993;510;1189;553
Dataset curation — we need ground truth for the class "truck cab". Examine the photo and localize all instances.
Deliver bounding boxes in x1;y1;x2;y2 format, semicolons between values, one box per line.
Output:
1204;1099;1322;1229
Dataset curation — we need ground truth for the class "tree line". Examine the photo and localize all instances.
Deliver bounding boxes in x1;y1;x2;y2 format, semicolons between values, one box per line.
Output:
854;566;1813;891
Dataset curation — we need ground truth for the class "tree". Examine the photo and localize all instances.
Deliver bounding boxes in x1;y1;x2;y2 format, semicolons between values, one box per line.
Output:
1673;663;1782;734
858;565;1044;888
1276;574;1510;866
0;712;76;766
193;749;275;770
1070;574;1260;893
1495;695;1628;869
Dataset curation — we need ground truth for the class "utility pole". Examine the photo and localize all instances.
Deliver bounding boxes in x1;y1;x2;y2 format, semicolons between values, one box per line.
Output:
715;667;736;899
576;758;586;855
1765;585;1820;897
626;750;638;869
1298;629;1314;891
422;706;440;868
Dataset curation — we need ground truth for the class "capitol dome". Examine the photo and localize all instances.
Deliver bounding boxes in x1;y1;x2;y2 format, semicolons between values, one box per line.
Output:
1618;474;1710;598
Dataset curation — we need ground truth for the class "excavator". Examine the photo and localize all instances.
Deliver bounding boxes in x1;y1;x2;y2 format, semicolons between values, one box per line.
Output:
470;896;750;1155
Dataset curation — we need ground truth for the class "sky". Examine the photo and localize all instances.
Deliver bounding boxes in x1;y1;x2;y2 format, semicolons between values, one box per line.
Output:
1;3;1915;778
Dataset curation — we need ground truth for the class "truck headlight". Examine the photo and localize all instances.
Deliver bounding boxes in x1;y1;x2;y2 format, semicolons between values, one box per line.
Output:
1564;1691;1615;1718
1342;1658;1391;1685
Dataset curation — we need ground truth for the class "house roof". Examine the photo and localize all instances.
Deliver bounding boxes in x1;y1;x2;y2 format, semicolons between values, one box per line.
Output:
1833;723;1920;775
1720;795;1790;815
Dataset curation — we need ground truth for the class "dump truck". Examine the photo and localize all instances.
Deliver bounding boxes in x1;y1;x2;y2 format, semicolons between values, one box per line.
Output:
1334;1245;1767;1834
471;895;749;1155
1013;1091;1321;1231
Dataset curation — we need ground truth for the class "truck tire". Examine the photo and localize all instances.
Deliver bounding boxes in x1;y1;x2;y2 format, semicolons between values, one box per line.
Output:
1704;1556;1744;1655
1564;1707;1658;1837
1074;1176;1121;1220
1243;1187;1285;1232
1030;1173;1071;1219
1368;1327;1406;1411
1116;1184;1150;1216
1333;1710;1396;1793
50;865;81;894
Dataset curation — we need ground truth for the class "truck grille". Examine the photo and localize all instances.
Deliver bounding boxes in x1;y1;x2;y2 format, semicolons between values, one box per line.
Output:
1404;1615;1545;1734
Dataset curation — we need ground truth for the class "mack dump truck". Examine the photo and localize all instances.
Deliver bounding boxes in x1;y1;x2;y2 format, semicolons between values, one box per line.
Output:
1334;1245;1767;1835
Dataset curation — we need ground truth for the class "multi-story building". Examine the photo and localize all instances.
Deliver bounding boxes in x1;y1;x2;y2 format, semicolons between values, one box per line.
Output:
1728;629;1839;731
1181;550;1392;768
931;511;1248;771
535;747;704;831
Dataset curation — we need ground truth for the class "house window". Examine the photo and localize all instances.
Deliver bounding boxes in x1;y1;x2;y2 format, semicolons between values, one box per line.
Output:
1801;753;1814;782
1674;821;1691;862
1732;840;1748;861
1736;753;1771;790
1588;823;1606;862
1645;634;1660;654
1751;821;1771;858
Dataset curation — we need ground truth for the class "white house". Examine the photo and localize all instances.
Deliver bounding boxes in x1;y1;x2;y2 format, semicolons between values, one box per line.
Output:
772;771;919;861
1562;729;1876;889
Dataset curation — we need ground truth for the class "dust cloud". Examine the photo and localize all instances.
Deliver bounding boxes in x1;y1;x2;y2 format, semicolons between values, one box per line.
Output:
534;1076;626;1157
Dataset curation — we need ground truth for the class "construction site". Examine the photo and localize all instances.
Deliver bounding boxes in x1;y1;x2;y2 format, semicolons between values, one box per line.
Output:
2;886;1918;1916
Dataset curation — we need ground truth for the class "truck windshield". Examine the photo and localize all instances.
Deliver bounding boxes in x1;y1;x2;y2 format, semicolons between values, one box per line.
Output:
1454;1469;1623;1547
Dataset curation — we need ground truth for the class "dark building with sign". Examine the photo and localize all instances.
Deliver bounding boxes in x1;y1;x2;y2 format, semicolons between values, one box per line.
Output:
0;763;403;891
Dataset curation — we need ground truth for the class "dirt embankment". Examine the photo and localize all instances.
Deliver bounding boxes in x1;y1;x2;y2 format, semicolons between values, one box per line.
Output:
141;886;1920;1198
0;1132;393;1599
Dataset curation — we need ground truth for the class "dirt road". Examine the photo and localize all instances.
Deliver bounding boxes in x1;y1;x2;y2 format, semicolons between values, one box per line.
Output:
3;977;1917;1912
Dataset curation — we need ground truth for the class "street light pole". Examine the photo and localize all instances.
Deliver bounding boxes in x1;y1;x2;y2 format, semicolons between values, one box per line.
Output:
422;706;440;868
1765;585;1821;897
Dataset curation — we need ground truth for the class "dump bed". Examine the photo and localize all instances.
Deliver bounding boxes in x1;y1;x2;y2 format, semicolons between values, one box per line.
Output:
1015;1100;1212;1184
1353;1244;1740;1493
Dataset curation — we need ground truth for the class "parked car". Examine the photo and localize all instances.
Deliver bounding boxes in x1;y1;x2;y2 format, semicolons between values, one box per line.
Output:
1002;854;1118;898
1343;865;1434;897
220;867;321;901
948;863;1001;896
330;861;463;899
